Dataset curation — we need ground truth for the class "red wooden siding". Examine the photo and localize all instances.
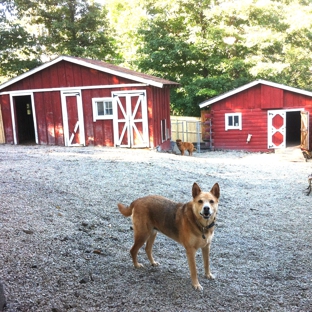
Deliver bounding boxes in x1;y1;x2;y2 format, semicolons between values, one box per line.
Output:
211;108;268;151
34;92;63;145
210;84;312;152
0;94;13;143
260;85;283;109
149;86;171;149
81;88;115;146
1;61;141;93
0;58;176;149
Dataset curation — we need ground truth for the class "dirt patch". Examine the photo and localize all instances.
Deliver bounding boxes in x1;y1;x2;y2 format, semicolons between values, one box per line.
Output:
0;145;312;311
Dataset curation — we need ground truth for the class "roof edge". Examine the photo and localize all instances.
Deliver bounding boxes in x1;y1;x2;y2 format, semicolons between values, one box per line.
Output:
199;79;312;108
0;55;179;90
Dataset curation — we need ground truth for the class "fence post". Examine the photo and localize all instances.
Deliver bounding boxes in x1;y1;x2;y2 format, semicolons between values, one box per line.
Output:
196;121;201;153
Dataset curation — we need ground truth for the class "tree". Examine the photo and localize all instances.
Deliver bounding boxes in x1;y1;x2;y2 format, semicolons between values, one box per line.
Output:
136;0;312;116
13;0;119;61
0;0;40;81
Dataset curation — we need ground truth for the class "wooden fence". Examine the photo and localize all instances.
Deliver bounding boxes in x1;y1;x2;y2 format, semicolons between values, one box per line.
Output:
170;116;212;152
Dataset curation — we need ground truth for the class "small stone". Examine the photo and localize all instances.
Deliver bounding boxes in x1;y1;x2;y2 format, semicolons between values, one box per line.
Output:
79;277;89;284
22;229;34;234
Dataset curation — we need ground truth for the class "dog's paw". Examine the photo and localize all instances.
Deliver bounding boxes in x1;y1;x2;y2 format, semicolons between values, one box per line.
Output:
151;261;160;266
134;263;144;268
205;273;215;279
193;283;203;291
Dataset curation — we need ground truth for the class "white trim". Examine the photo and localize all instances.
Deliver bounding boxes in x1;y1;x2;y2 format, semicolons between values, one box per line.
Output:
10;92;38;145
161;119;167;142
267;108;304;149
199;79;312;108
0;83;147;96
225;113;242;131
92;97;114;121
61;90;85;147
112;90;149;148
0;55;172;90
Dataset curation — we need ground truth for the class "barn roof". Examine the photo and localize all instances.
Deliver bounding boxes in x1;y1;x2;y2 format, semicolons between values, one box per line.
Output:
0;55;179;90
199;79;312;108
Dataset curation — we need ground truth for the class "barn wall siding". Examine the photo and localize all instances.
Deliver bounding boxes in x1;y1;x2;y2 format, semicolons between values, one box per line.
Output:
261;85;283;109
0;95;13;144
149;86;171;149
209;84;312;152
212;108;268;151
0;58;176;149
1;61;139;93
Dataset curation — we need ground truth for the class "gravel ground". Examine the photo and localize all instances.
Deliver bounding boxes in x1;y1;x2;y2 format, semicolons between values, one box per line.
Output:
0;144;312;312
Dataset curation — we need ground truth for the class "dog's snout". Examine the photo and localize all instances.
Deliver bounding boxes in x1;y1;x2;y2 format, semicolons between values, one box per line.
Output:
203;206;210;214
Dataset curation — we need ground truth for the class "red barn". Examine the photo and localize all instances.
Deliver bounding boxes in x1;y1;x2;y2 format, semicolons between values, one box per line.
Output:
199;80;312;152
0;56;179;150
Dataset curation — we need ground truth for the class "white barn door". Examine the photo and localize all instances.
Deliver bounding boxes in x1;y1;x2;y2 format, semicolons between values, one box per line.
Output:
268;110;286;149
113;91;149;148
61;90;85;146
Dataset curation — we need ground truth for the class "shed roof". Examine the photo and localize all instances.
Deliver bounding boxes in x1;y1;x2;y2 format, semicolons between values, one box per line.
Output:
199;79;312;108
0;55;179;90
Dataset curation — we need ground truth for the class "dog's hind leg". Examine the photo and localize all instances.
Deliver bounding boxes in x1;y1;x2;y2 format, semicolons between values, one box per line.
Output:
145;229;159;266
130;235;148;268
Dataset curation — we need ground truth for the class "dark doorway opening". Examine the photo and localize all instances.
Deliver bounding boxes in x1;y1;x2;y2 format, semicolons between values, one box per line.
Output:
286;111;301;147
14;95;35;144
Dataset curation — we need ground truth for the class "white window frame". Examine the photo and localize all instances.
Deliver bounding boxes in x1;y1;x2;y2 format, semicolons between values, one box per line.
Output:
161;119;168;142
225;113;242;130
92;97;113;121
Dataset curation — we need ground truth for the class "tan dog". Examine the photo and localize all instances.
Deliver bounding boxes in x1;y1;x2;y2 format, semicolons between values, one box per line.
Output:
118;182;220;290
176;139;196;156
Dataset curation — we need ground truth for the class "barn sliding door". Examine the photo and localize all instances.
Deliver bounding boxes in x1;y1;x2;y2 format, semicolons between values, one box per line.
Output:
268;110;286;149
301;111;309;150
61;90;85;146
112;91;149;148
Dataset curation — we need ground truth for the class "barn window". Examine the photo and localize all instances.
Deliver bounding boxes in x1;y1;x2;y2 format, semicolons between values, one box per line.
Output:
92;98;113;121
161;119;167;142
225;113;242;130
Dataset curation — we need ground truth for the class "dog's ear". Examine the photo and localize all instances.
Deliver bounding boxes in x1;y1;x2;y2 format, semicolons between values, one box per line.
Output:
210;183;220;199
192;183;201;198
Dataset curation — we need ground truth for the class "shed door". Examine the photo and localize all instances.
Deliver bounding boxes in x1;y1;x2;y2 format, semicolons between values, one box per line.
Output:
268;110;286;149
61;90;85;146
112;91;149;148
301;111;309;150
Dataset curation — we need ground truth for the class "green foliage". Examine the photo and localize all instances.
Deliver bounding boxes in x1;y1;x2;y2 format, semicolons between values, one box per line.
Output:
17;0;119;60
2;0;312;117
0;0;120;81
136;0;312;116
0;1;40;80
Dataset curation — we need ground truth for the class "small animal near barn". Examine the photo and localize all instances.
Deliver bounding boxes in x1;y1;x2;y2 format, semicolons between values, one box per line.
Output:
200;80;312;152
0;56;179;150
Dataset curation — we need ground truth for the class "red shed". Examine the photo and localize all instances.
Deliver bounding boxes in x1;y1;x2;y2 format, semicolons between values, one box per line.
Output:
0;56;179;150
199;80;312;152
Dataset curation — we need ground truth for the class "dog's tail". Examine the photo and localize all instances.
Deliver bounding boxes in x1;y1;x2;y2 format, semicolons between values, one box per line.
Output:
117;203;134;217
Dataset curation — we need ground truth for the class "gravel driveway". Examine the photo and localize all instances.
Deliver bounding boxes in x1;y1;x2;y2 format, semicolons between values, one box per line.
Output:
0;144;312;312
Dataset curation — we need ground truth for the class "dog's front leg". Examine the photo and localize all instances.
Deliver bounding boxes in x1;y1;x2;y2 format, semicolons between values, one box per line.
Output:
202;244;214;279
186;247;202;290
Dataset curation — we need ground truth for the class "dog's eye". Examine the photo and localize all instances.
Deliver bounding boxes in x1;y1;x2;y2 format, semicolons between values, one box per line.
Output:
209;200;214;204
198;200;203;204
